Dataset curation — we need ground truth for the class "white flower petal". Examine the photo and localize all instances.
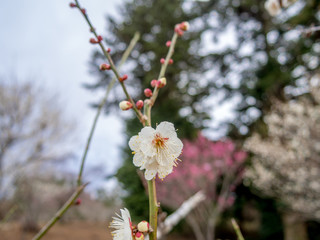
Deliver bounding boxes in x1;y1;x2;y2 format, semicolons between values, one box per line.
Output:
158;165;174;179
139;127;155;140
156;121;177;138
110;208;133;240
133;151;145;167
145;168;157;180
129;135;141;152
140;142;156;157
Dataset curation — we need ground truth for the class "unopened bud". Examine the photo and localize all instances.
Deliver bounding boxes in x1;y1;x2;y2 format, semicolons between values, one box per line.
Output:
135;232;144;240
157;77;167;88
136;100;144;110
137;221;150;233
174;25;184;36
166;41;171;47
81;8;86;14
100;63;111;71
90;38;98;44
119;74;128;82
169;59;173;65
150;79;158;88
119;101;133;111
97;35;103;42
179;21;190;31
75;198;81;205
144;88;153;98
69;3;77;8
160;58;165;64
107;48;111;53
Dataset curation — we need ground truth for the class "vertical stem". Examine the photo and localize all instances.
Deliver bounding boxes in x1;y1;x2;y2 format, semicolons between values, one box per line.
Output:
148;179;158;240
231;218;245;240
144;100;157;240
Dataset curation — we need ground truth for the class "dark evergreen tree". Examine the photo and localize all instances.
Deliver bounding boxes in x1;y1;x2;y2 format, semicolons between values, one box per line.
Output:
87;0;213;220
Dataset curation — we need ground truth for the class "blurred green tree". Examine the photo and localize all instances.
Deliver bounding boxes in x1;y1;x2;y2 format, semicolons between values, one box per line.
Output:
88;0;213;221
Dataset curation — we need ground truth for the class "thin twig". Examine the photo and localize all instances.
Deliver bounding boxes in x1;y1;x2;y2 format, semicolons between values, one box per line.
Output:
74;0;144;122
231;218;245;240
0;205;18;225
77;32;140;186
150;33;179;108
32;183;88;240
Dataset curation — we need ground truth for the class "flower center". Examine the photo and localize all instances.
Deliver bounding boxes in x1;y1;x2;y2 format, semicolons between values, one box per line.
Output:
152;133;169;149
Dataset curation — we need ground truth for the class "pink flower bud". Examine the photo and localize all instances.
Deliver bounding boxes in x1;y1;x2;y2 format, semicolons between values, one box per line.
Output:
75;198;81;205
174;25;184;36
136;100;144;110
144;88;153;97
107;48;111;53
97;35;103;42
166;41;171;47
169;59;173;65
90;38;98;44
81;8;86;14
179;21;190;31
119;74;128;82
137;221;149;233
160;58;165;64
119;101;133;111
99;63;111;71
157;77;167;88
150;79;158;88
69;3;77;8
135;232;144;240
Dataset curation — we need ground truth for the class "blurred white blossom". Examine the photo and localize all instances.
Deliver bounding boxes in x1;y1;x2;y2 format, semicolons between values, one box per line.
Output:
245;84;320;219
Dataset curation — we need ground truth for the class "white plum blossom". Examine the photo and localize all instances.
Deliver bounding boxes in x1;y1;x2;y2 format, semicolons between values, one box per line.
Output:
110;208;133;240
129;121;183;180
265;0;282;16
283;0;298;7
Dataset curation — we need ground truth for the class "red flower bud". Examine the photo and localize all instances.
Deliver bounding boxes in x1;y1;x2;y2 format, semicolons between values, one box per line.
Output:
160;58;165;64
135;232;144;240
150;79;158;88
144;88;153;98
81;8;86;14
107;48;111;53
179;21;190;31
90;38;98;44
157;77;167;88
169;59;173;65
97;35;103;42
166;41;171;47
75;198;81;205
174;25;184;36
69;3;77;8
136;100;144;110
100;63;111;71
119;74;128;82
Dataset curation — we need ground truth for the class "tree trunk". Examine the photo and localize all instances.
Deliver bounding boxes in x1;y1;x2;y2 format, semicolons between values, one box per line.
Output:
282;212;308;240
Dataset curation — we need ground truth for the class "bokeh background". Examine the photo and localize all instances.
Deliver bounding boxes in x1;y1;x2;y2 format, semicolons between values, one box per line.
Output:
1;0;320;239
